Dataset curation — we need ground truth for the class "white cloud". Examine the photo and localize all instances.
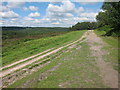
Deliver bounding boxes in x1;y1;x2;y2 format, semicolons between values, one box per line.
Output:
34;19;40;23
0;10;19;18
73;17;89;21
43;0;98;27
24;17;34;21
47;0;76;13
0;19;5;25
77;12;98;22
1;0;100;27
100;9;106;12
0;6;9;12
45;0;77;21
28;12;40;17
11;18;18;21
7;2;25;8
40;0;98;27
52;22;60;25
79;12;98;18
47;4;63;13
0;2;3;6
61;0;75;13
41;18;50;21
23;6;39;11
23;7;28;11
29;6;38;11
65;13;74;17
77;7;84;13
46;12;73;19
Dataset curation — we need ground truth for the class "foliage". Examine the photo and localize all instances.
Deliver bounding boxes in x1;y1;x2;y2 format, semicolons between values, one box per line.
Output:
70;22;97;31
96;12;109;27
96;2;120;36
97;25;113;35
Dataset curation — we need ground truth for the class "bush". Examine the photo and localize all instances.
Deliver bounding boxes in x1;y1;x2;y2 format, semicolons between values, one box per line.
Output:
98;25;112;35
98;25;119;37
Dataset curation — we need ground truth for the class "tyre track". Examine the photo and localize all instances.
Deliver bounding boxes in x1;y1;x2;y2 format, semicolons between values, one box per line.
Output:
0;31;88;78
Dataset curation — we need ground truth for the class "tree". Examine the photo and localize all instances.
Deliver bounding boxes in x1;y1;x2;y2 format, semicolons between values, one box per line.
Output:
96;12;109;27
70;22;97;31
96;2;120;36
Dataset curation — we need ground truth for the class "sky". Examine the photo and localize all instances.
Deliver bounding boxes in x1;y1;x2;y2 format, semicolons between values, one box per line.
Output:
0;0;103;27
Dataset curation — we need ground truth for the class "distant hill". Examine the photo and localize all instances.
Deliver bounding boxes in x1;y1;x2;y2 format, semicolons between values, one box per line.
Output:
1;26;28;31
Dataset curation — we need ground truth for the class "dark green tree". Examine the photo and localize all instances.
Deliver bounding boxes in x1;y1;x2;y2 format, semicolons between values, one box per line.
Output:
96;2;120;36
96;12;109;27
71;22;97;31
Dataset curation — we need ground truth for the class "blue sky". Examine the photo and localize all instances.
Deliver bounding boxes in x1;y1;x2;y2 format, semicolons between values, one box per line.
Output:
0;1;103;27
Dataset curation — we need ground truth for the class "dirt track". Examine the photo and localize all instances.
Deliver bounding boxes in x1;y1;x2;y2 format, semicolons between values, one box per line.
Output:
0;31;88;78
1;30;118;88
86;30;118;88
0;48;54;71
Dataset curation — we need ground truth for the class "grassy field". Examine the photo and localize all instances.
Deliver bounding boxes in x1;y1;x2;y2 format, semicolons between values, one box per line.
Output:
2;27;69;40
94;30;119;72
8;39;107;88
2;29;118;88
2;28;86;66
2;27;69;47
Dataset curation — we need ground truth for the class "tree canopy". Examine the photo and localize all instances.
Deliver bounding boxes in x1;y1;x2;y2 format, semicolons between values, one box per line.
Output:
96;2;120;36
70;2;120;36
70;22;97;31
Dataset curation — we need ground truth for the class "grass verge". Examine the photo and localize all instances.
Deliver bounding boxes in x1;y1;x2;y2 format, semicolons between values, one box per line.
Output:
8;41;107;88
94;30;119;72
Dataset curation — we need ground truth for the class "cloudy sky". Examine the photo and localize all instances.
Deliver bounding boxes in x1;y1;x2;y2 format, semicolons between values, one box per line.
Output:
0;0;103;27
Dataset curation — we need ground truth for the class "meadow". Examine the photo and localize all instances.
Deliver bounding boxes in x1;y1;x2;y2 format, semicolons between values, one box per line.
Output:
2;27;118;88
2;27;69;47
2;27;85;66
8;41;106;88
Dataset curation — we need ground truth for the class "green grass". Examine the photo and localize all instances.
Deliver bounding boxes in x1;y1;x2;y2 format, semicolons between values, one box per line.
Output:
2;48;54;71
3;46;69;78
2;27;69;48
2;27;69;40
8;41;107;88
2;30;86;66
94;30;119;72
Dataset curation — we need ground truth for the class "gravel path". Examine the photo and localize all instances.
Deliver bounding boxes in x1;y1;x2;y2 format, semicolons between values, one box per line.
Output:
86;30;118;88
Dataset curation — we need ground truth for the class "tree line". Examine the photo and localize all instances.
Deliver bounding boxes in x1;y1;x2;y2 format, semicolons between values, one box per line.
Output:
96;2;120;36
70;2;120;36
70;22;97;31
